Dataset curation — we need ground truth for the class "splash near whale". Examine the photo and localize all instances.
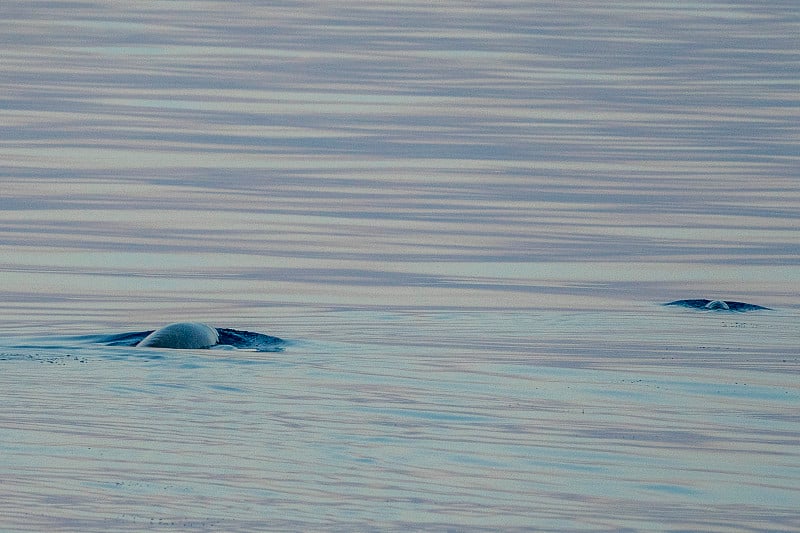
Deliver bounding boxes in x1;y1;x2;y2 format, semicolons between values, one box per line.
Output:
101;322;285;351
664;299;770;312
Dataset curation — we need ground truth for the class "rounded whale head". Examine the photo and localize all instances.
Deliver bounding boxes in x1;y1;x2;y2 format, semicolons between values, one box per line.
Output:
136;322;219;349
704;300;730;310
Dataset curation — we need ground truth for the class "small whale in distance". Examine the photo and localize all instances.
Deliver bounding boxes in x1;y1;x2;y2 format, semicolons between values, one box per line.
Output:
664;299;770;312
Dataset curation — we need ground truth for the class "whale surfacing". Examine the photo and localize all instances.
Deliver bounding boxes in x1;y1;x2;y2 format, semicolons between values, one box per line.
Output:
664;299;770;312
704;299;729;310
136;322;219;349
98;323;284;351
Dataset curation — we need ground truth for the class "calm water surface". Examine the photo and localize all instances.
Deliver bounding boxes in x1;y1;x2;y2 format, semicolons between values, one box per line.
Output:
1;1;799;531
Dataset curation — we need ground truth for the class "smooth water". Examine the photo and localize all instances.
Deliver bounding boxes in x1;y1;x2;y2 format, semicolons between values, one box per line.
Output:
1;1;798;531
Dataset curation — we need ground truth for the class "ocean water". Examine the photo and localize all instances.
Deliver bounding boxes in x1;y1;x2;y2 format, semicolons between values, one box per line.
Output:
1;1;798;531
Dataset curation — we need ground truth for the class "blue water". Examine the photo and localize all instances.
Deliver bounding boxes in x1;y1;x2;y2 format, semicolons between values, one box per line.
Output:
1;1;799;530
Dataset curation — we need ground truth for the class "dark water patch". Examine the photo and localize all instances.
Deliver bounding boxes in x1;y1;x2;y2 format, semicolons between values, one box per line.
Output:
95;330;153;346
216;328;286;352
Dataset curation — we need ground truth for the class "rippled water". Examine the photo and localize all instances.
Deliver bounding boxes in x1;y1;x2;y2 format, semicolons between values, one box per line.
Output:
1;1;799;531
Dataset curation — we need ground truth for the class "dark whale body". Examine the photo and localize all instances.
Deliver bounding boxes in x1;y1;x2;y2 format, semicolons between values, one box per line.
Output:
101;323;284;352
664;299;770;312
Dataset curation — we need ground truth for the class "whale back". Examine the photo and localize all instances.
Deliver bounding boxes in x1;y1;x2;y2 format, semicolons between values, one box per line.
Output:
664;299;770;311
136;322;219;349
